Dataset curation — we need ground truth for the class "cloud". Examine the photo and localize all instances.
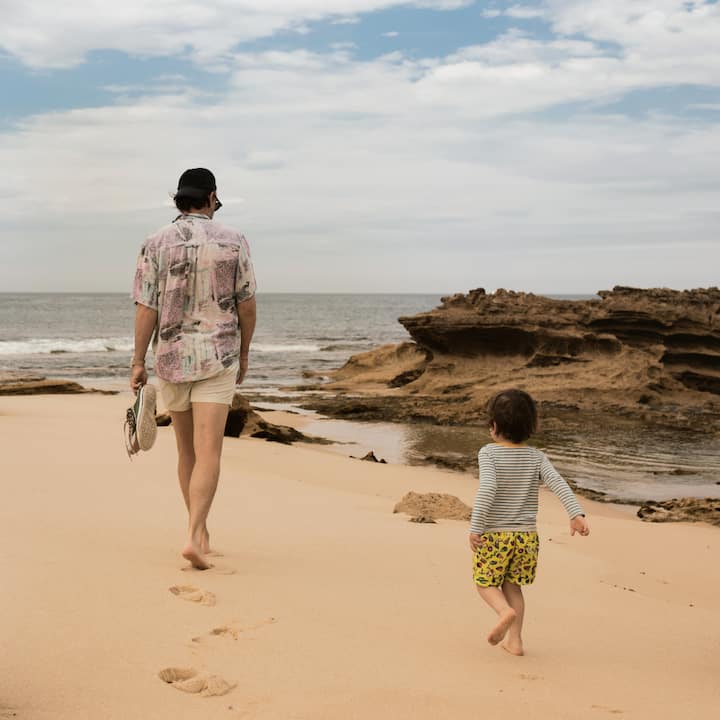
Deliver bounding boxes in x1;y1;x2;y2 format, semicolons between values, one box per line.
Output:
546;0;720;57
505;5;545;19
0;1;718;292
415;1;720;116
383;31;400;37
0;0;474;69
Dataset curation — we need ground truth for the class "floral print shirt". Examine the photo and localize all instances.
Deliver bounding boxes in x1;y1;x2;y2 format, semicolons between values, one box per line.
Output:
132;213;256;383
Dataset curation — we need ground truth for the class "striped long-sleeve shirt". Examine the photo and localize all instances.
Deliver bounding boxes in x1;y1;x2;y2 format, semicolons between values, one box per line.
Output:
469;444;584;535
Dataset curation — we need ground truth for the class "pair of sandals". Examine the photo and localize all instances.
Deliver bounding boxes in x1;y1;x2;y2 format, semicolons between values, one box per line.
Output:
124;383;158;459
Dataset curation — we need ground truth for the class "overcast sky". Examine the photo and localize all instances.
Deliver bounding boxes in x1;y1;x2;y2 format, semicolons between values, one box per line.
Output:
1;0;718;294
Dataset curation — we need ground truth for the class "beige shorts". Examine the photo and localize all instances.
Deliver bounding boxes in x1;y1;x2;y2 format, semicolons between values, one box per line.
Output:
158;363;238;412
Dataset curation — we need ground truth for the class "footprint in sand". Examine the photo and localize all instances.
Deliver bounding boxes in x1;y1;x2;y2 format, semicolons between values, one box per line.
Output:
169;585;217;606
158;667;235;697
591;705;624;715
208;625;243;640
211;565;236;575
192;617;278;643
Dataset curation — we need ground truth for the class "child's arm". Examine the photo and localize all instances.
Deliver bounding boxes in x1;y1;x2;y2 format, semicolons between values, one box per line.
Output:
469;447;497;549
539;453;590;536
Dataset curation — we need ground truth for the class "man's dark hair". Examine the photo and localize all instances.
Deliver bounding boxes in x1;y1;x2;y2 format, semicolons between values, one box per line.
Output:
174;190;212;213
174;167;216;212
486;388;538;443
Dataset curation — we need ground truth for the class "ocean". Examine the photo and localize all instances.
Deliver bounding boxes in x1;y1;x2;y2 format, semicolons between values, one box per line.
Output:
2;292;718;502
0;293;441;390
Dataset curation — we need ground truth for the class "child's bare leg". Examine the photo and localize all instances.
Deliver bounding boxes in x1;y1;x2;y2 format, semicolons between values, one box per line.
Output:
501;581;525;656
475;586;517;646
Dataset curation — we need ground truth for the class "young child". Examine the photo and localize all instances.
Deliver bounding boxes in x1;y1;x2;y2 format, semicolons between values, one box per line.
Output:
469;388;589;656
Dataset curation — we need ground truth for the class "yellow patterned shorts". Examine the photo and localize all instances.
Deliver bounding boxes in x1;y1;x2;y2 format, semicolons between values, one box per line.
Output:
472;531;540;587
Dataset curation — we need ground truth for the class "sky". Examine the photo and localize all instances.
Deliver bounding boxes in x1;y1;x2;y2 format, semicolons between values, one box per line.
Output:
1;0;719;294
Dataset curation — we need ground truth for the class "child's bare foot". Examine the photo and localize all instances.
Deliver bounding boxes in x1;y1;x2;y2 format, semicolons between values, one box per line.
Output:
487;609;516;645
501;640;524;656
182;541;213;571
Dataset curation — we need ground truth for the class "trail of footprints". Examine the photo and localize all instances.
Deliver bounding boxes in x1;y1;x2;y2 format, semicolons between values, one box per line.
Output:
160;581;276;698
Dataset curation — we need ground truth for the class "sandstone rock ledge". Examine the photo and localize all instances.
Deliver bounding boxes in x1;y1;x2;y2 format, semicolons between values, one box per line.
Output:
300;286;720;432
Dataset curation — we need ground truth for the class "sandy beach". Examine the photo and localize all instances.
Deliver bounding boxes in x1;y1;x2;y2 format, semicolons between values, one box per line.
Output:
1;393;718;720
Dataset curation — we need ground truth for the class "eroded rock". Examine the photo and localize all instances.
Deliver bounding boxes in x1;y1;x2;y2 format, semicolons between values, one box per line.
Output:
393;491;472;521
301;287;720;433
350;450;387;463
226;394;331;445
637;498;720;527
0;373;116;396
156;394;331;446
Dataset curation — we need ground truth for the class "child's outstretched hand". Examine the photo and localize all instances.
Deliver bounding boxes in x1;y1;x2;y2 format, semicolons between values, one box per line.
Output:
570;515;590;536
469;533;485;551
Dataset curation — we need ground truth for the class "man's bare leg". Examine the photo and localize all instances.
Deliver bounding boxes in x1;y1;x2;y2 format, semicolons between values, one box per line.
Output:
169;410;211;554
169;409;194;512
501;581;525;656
475;585;517;646
181;402;229;570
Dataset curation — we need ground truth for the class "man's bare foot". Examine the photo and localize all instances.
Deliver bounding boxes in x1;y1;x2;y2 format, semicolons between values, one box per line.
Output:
182;541;213;571
501;640;524;656
201;530;211;555
487;609;517;646
201;531;223;557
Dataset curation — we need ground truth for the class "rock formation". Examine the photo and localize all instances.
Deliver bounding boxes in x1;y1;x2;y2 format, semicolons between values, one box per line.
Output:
0;372;116;395
302;287;720;432
158;394;331;446
350;450;387;463
295;287;720;520
393;491;472;521
637;498;720;527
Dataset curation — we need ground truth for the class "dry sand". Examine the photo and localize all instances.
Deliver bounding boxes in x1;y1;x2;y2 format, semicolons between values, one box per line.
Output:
0;394;718;719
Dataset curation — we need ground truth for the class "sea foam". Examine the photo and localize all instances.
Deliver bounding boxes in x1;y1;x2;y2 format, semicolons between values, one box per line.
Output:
0;337;134;355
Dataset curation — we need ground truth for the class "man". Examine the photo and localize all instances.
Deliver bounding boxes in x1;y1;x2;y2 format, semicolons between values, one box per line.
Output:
130;168;257;570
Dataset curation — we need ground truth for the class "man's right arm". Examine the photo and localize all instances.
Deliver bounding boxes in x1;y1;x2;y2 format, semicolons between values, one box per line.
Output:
236;295;257;385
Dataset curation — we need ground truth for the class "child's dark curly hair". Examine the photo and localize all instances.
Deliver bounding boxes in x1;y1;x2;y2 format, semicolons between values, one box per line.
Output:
486;389;538;443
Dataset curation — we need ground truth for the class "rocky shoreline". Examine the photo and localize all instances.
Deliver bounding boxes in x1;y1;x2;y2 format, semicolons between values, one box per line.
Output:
3;285;719;529
298;286;720;429
289;286;720;527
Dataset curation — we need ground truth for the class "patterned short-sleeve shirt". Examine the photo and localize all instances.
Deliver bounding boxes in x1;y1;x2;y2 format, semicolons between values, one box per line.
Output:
132;213;256;383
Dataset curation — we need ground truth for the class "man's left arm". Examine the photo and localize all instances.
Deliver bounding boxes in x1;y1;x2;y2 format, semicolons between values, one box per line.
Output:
235;234;257;386
236;296;256;385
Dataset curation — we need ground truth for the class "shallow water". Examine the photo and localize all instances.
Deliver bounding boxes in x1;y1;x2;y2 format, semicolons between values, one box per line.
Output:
294;412;720;503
